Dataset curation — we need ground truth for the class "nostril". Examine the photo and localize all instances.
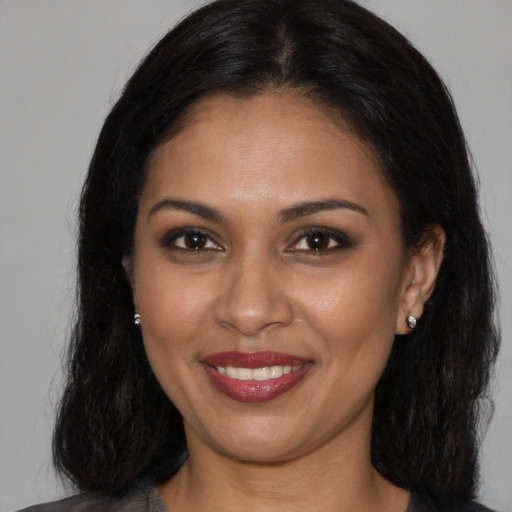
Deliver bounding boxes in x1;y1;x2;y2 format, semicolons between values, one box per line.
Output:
215;298;294;337
217;317;285;337
212;262;295;336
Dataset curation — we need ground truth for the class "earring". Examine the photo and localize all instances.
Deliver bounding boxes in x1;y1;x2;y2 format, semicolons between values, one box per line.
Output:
406;315;417;330
134;312;141;326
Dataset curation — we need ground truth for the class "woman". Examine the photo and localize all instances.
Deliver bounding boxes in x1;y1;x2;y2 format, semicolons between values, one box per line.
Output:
21;0;499;510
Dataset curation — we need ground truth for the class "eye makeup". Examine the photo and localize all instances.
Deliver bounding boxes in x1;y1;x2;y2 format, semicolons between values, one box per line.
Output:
159;227;223;253
287;227;354;255
157;223;354;261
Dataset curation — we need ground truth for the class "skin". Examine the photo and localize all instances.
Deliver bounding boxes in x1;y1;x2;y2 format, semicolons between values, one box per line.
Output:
125;92;444;512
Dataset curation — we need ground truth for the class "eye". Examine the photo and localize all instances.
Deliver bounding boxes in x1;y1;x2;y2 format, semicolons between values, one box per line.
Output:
288;228;352;253
161;228;222;252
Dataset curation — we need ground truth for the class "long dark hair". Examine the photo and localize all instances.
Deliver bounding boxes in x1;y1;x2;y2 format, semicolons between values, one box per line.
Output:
53;0;499;503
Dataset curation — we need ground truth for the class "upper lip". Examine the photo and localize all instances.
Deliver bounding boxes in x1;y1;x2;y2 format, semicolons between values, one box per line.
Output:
202;351;311;368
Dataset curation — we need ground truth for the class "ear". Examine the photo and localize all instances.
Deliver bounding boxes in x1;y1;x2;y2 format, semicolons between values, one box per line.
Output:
396;225;445;335
122;255;139;309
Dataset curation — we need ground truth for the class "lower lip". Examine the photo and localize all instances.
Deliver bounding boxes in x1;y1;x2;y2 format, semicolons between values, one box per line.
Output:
203;364;312;403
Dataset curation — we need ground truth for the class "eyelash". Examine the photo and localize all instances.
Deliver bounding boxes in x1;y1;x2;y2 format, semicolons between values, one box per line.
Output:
287;227;353;254
160;228;222;252
159;227;352;255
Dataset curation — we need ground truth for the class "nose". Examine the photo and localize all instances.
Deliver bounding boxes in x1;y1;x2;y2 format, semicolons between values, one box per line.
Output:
214;253;294;337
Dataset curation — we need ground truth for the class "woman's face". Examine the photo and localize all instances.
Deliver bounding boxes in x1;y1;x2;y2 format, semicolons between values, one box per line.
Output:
129;93;416;463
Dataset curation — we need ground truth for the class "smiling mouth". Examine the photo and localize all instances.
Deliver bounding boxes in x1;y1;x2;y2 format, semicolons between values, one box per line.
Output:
216;364;303;381
202;351;312;403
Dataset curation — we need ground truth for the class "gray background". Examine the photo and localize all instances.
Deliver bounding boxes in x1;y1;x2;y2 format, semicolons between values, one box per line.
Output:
1;1;510;511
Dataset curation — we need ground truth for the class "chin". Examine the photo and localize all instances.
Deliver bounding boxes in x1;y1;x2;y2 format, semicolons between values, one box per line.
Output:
219;438;307;464
190;415;313;463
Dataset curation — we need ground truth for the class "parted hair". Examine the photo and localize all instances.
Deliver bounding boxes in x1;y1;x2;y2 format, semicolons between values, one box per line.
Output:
53;0;499;503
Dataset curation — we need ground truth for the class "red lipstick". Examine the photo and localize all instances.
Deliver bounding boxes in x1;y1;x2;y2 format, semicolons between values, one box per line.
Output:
202;351;312;403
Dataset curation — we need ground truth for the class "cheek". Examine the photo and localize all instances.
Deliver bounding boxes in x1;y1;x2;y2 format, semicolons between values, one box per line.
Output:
134;258;218;413
295;255;402;368
134;256;215;360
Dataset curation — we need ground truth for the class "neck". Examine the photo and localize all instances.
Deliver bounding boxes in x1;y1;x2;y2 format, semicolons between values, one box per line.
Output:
158;422;409;512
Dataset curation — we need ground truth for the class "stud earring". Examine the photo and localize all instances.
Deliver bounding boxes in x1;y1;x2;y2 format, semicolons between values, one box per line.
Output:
406;315;417;330
134;312;141;326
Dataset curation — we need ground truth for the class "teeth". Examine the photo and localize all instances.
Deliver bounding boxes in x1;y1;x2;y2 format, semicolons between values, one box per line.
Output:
217;364;303;381
236;368;253;381
253;367;270;381
269;366;283;378
225;366;237;378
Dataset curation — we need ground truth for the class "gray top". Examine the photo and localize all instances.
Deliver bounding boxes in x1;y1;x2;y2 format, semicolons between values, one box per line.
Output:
18;486;167;512
18;486;495;512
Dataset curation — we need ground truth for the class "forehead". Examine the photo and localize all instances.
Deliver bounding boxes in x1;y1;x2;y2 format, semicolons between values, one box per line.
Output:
142;92;396;220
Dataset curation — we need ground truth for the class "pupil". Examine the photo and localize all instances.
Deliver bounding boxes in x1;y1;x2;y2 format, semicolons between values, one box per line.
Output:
307;233;329;250
185;233;206;249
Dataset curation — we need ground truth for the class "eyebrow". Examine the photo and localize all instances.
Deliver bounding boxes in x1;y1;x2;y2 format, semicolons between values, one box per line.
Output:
148;198;225;223
278;198;369;222
148;197;368;224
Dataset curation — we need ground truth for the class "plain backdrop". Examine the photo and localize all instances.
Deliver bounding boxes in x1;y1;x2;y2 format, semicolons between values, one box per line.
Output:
1;1;511;511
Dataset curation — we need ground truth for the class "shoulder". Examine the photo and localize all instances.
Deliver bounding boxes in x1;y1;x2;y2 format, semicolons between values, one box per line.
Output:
408;492;496;512
17;493;102;512
17;485;168;512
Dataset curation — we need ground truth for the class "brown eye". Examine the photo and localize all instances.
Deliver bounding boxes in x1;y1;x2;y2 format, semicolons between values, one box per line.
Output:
306;233;330;250
184;232;208;249
287;228;353;254
162;229;222;252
